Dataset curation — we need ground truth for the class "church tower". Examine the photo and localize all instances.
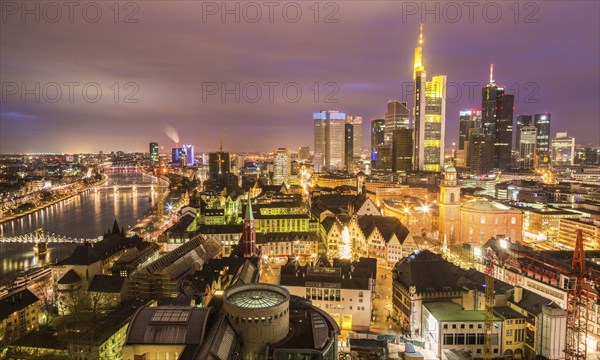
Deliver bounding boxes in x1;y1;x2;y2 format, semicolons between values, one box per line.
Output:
243;192;257;258
439;166;461;244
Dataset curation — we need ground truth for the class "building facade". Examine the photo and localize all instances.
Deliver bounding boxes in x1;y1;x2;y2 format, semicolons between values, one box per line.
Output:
551;132;575;166
273;148;291;185
314;110;346;172
534;113;551;168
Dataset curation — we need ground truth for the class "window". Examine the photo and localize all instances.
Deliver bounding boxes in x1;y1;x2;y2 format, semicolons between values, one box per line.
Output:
443;334;454;345
481;216;486;224
452;324;457;329
443;324;448;329
511;217;516;225
455;334;465;345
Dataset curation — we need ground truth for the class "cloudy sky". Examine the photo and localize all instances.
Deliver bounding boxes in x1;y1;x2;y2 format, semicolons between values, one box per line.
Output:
1;1;598;153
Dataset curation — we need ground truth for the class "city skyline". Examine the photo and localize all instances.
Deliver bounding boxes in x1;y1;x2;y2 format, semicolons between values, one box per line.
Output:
1;1;599;154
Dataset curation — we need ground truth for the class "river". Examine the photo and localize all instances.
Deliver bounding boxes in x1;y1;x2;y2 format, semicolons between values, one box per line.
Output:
0;173;160;279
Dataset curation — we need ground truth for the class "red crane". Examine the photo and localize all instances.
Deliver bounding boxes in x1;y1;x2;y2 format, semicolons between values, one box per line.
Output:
564;229;591;359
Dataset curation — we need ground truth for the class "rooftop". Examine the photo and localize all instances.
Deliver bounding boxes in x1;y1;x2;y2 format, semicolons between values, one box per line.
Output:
225;283;289;309
424;302;500;322
0;288;39;320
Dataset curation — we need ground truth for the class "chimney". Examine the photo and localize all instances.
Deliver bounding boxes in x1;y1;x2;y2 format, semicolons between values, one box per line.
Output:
514;286;523;303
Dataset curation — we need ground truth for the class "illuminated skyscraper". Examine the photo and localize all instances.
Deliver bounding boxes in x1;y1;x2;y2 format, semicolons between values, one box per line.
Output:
149;142;159;166
413;25;446;172
313;110;346;172
413;24;426;171
519;126;537;170
551;132;575;166
371;119;385;156
482;65;514;170
208;151;230;177
384;100;410;144
458;110;481;150
347;115;363;160
515;115;533;150
182;144;194;166
273;148;291;185
534;113;551;168
171;147;185;166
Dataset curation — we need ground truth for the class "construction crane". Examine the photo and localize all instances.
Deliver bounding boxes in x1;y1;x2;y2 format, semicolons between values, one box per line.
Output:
565;229;591;359
483;247;495;360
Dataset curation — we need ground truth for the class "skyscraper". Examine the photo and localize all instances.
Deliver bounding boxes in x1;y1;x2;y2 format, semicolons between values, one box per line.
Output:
392;128;413;172
208;151;230;178
413;25;446;172
370;118;385;158
273;148;291;185
182;144;194;166
458;110;481;150
384;100;410;145
515;115;533;150
344;123;354;170
171;147;185;166
482;65;514;170
468;128;494;175
347;115;363;160
413;24;426;171
552;132;575;166
149;142;159;166
534;113;551;168
519;126;537;170
298;146;311;161
313;110;346;172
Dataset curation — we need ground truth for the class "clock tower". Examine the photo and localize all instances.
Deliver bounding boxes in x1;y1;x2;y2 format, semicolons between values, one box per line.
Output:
439;166;461;244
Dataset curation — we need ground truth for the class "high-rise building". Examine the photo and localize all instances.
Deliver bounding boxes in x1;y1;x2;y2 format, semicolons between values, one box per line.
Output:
344;123;354;170
552;132;575;166
370;118;385;161
149;142;159;166
171;147;185;166
459;110;481;151
182;144;194;166
384;100;410;144
347;115;363;160
273;148;291;185
584;147;599;165
298;146;310;161
534;113;551;168
519;126;537;170
482;65;514;170
313;110;346;172
468;128;494;175
413;25;446;172
515;115;533;150
413;24;426;171
208;151;230;178
392;128;413;172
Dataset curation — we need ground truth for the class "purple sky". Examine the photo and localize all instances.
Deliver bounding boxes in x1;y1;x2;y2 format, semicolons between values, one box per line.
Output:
1;1;599;153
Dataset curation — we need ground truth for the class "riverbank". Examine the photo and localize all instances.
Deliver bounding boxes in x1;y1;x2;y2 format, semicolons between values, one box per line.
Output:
0;176;108;225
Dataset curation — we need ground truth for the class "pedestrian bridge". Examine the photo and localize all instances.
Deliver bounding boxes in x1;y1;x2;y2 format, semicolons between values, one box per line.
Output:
0;228;100;244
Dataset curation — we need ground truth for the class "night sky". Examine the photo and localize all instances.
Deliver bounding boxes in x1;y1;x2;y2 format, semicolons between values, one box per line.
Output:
1;1;599;153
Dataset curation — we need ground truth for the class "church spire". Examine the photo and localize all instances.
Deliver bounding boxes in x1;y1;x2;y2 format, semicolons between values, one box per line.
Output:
245;192;254;221
243;192;256;258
